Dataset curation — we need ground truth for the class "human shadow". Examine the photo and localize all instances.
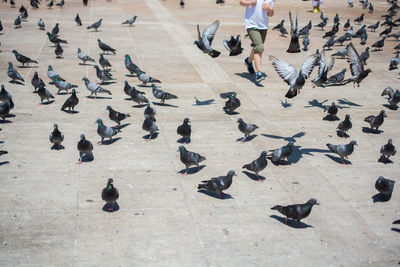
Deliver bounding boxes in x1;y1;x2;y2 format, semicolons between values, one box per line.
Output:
102;202;120;212
152;102;179;108
304;99;328;109
236;135;257;143
86;96;112;100
362;127;383;134
280;99;292;108
270;215;313;229
178;165;206;175
372;193;392;202
177;137;191;144
325;154;351;165
142;132;159;140
242;171;265;182
378;156;393;164
99;137;122;145
197;190;233;199
338;98;362;107
234;72;264;87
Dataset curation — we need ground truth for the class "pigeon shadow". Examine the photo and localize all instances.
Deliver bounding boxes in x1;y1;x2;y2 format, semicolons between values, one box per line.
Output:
304;99;328;109
17;65;39;69
323;115;340;121
391;228;400;234
261;131;305;143
51;144;65;150
382;104;398;110
178;165;206;175
280;99;292;108
223;110;240;115
40;100;55;105
0;119;13;124
336;130;349;138
378;156;393;164
0;161;10;166
234;72;264;87
362;127;383;134
197;190;233;199
337;98;362;107
102;202;120;212
100;137;122;145
152;102;179;108
242;171;265;182
131;104;147;108
372;193;392;202
177;137;191;144
325;154;351;165
270;215;313;229
100;81;117;85
236;135;257;143
193;98;215;106
125;74;137;77
115;123;130;130
8;80;24;85
137;84;153;88
124;97;133;101
86;96;112;100
61;110;79;114
80;154;94;163
78;63;96;66
142;132;159;140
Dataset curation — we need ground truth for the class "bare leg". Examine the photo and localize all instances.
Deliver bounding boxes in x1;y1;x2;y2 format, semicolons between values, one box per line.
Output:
249;51;263;73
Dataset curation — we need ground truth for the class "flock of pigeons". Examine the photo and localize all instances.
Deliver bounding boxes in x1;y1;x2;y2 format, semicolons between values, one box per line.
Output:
0;0;398;227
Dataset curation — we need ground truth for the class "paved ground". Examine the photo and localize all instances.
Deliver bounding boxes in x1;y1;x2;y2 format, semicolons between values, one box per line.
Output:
0;0;399;265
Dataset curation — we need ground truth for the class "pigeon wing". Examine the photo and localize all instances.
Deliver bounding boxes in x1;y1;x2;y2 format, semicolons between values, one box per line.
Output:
300;53;319;79
346;43;364;77
202;20;220;47
269;56;298;85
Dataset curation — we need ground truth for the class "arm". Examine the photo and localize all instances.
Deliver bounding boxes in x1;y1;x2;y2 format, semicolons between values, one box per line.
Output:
262;2;274;17
240;0;257;7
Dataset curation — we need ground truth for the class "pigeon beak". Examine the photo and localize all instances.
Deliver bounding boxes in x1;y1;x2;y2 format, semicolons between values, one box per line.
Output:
315;202;320;205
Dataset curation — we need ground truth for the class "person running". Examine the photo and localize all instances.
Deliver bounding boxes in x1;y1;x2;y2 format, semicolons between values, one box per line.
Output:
241;0;274;83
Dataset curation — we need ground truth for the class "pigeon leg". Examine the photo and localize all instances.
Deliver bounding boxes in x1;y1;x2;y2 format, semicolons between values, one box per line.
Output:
285;217;288;224
297;221;302;228
256;174;263;182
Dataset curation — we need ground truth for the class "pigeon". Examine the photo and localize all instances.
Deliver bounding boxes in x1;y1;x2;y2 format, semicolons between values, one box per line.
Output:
37;18;45;30
369;2;374;13
320;12;328;21
326;68;346;84
123;81;137;97
269;53;319;98
51;23;60;36
102;178;119;212
364;110;386;131
0;21;3;33
273;20;284;31
372;37;386;51
7;62;24;83
37;86;55;104
323;36;335;50
83;0;88;6
122;16;137;26
106;106;130;125
388;30;400;40
31;72;46;92
144;105;156;121
337;114;352;137
279;23;288;37
94;65;113;84
47;0;53;8
49;124;64;150
0;151;7;156
343;43;371;87
271;199;319;226
287;11;301;53
197;170;236;199
95;119;121;144
222;92;241;113
344;19;351;30
142;114;159;141
299;20;312;37
177;145;206;175
47;65;64;82
381;87;400;108
56;0;64;8
77;48;95;64
362;0;368;9
360;31;368;45
242;151;268;182
75;13;82;26
368;21;380;32
347;26;357;38
389;52;400;70
130;86;148;106
77;134;93;164
237;118;258;142
333;34;349;47
360;47;370;65
82;77;111;98
0;85;12;102
268;142;294;164
99;54;112;69
12;50;38;66
395;43;400;52
223;35;243;56
375;176;395;200
124;54;141;75
380;139;397;159
302;32;310;51
55;43;63;58
354;14;364;24
194;20;220;58
334;13;340;24
54;78;77;94
331;48;347;59
0;100;11;122
87;18;102;31
151;84;177;104
98;39;116;54
312;50;335;87
324;102;338;120
380;26;393;37
326;140;357;164
61;89;79;112
21;10;28;21
323;23;340;39
10;0;15;7
177;118;191;144
136;68;161;85
46;32;68;45
180;0;184;8
315;18;328;31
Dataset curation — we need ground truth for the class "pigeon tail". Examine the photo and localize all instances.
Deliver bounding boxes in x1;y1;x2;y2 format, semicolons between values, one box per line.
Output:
210;49;221;58
326;143;337;153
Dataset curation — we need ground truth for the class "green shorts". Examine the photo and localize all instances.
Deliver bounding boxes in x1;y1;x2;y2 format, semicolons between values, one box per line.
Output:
247;28;268;53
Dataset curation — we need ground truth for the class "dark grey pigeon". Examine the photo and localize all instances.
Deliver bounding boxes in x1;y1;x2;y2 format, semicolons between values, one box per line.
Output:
343;43;371;87
0;100;11;122
279;23;288;36
99;54;112;70
360;30;367;45
272;20;284;31
51;23;60;36
198;170;236;199
87;18;102;31
334;33;350;46
302;32;310;51
344;19;350;30
354;13;364;24
380;26;392;37
177;118;191;144
177;145;206;175
144;105;156;121
326;140;357;164
271;199;319;226
46;32;68;45
371;37;386;51
237;118;258;142
369;2;374;12
326;68;346;84
129;86;148;106
312;50;335;87
368;21;380;32
324;102;338;120
315;18;328;31
242;151;268;182
37;86;55;104
222;92;241;113
268;142;294;164
375;176;395;200
323;36;335;50
7;62;24;83
106;106;130;125
355;25;366;37
380;139;397;159
337;114;352;137
223;35;243;56
388;30;400;40
102;178;119;212
323;23;340;39
122;16;137;26
77;134;93;164
299;20;312;36
75;13;82;26
360;47;369;65
61;89;79;112
95;118;121;144
94;65;113;84
0;151;7;156
0;85;12;102
31;72;45;92
14;16;21;28
151;84;177;104
136;68;160;85
12;50;38;66
269;53;319;98
389;52;399;70
49;124;64;150
124;54;140;75
381;87;400;108
55;43;63;58
331;48;347;58
142;114;158;141
364;110;386;131
194;20;220;58
98;39;116;54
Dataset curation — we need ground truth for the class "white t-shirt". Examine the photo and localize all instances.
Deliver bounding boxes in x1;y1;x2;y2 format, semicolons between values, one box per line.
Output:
245;0;274;30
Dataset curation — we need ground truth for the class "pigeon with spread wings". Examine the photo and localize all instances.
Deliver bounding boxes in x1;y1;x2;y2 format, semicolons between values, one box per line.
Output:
343;43;371;87
194;20;220;58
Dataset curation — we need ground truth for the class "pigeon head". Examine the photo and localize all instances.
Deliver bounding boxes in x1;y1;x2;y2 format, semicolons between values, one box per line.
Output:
94;65;100;70
388;138;393;144
345;114;351;120
227;170;236;177
34;71;38;77
193;40;201;48
97;39;101;43
95;118;103;124
365;68;372;74
71;89;76;94
237;118;243;123
53;123;58;129
183;118;190;124
48;65;53;70
380;110;387;117
177;145;186;152
125;54;130;59
350;140;358;146
8;62;13;68
366;47;369;51
80;134;86;140
307;198;319;205
331;102;336;106
261;150;268;157
82;77;88;82
342;68;347;73
77;48;81;53
106;105;111;111
107;178;113;185
12;50;18;54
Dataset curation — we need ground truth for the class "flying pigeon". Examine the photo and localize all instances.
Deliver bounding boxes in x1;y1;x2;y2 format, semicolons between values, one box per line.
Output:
151;84;177;104
95;118;121;144
326;140;357;164
223;35;243;56
102;178;119;212
82;77;111;98
77;48;95;64
343;43;371;87
87;18;102;31
77;134;93;164
49;124;64;150
194;20;220;58
142;114;159;141
380;139;397;159
287;11;301;53
375;176;395;200
122;16;137;26
242;151;268;182
312;50;335;87
337;114;352;137
7;62;24;83
61;89;79;112
299;20;312;36
237;118;258;143
198;170;236;199
37;86;55;105
177;145;206;175
271;199;319;226
177;118;191;144
98;39;116;54
12;50;38;66
268;142;294;164
106;106;130;125
364;110;386;131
